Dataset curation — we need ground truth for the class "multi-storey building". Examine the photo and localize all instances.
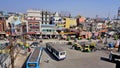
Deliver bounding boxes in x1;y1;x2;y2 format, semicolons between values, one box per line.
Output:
76;16;86;26
26;9;56;38
65;18;77;29
0;15;7;38
52;12;65;31
6;14;23;36
27;9;51;24
27;19;41;35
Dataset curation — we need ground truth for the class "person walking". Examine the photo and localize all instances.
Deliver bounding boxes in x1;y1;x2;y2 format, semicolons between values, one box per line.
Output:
46;57;50;63
117;39;120;52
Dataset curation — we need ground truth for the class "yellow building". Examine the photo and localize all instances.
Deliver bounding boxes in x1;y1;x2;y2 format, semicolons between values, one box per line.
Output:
65;18;77;29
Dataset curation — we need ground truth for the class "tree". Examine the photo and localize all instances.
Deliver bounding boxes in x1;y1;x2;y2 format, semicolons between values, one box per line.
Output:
75;14;81;18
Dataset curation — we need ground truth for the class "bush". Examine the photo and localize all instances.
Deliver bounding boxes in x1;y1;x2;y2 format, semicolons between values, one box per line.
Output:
87;38;90;40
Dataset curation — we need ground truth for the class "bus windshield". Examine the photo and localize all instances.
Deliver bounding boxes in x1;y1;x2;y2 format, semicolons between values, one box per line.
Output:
28;63;36;67
60;52;65;55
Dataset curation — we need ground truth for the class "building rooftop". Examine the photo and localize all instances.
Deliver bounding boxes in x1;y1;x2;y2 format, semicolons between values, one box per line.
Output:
46;42;64;52
0;54;9;64
28;47;42;62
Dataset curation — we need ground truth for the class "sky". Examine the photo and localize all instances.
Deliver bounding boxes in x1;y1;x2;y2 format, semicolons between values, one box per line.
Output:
0;0;120;18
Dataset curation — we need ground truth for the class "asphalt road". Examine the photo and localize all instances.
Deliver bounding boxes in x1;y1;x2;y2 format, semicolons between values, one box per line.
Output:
13;38;117;68
40;43;115;68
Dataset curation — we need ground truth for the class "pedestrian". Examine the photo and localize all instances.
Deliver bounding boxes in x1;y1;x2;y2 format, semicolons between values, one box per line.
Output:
5;63;7;68
46;57;50;63
117;39;120;52
28;47;31;52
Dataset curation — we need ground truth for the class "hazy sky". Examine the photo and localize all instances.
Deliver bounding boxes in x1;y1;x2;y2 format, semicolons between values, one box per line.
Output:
0;0;120;18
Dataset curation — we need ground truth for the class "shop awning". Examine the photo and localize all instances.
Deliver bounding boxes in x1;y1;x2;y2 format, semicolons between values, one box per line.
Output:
0;32;6;34
99;29;108;32
27;32;36;34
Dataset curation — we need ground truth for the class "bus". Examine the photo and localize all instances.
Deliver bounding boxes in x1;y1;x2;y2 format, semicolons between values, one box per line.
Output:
26;47;43;68
46;42;66;60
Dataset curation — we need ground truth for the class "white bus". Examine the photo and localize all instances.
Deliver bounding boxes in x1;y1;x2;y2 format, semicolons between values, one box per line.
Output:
46;42;66;60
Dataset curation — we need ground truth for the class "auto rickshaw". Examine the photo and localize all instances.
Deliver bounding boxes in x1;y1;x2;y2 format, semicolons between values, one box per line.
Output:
83;45;91;52
89;42;97;52
72;43;83;51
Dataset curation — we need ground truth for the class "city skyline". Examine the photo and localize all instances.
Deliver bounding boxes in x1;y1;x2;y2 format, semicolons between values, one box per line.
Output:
0;0;120;18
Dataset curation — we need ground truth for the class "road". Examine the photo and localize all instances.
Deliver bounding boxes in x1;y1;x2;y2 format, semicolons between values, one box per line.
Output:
13;38;117;68
40;42;115;68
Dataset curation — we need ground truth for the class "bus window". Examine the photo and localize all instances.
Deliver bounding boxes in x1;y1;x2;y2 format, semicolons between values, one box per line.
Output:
56;52;59;56
28;63;36;67
60;52;65;55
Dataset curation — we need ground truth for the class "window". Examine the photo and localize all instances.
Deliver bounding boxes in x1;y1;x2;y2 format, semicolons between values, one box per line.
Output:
35;24;38;26
47;15;49;17
29;29;32;32
56;52;59;56
35;29;39;32
28;63;36;67
0;17;2;20
53;19;55;21
29;24;32;26
47;19;49;21
43;29;47;32
53;49;59;56
60;52;65;55
58;19;61;21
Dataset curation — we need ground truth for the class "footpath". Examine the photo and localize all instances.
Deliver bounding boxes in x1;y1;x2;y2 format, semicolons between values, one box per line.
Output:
14;49;30;68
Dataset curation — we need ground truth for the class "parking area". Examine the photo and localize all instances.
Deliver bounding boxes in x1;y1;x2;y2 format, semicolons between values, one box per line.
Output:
13;39;118;68
40;43;115;68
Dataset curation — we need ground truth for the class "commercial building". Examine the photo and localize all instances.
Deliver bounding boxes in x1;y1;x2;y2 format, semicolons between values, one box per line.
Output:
52;12;65;30
6;14;23;36
65;18;77;29
76;16;86;26
27;20;41;35
27;9;51;24
0;15;8;38
26;9;56;38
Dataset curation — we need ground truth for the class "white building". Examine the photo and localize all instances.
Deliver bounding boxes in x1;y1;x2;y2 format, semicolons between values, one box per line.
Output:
27;9;52;24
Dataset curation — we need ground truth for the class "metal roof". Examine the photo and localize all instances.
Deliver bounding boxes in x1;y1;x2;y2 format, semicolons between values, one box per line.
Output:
0;42;9;50
0;44;6;50
28;47;42;62
0;54;9;63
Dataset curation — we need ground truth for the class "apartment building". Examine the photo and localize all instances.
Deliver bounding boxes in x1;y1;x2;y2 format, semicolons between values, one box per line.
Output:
65;18;77;29
26;9;56;38
27;9;51;24
0;16;7;38
52;12;65;30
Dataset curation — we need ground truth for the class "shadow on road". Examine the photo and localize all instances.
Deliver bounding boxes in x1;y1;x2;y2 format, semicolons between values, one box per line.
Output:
101;57;120;68
43;47;59;61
